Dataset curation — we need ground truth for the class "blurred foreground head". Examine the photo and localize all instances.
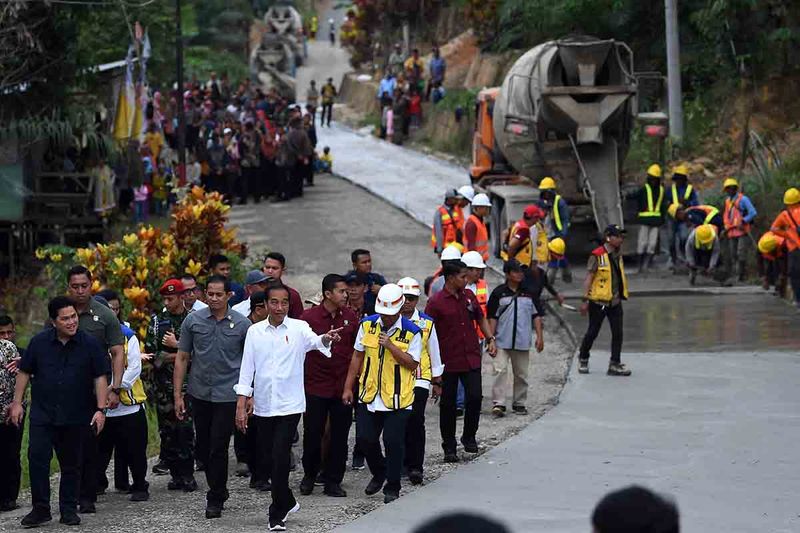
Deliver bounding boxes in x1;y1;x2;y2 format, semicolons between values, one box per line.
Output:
592;485;679;533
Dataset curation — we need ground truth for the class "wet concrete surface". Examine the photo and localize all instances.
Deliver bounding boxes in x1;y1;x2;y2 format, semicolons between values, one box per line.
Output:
562;294;800;354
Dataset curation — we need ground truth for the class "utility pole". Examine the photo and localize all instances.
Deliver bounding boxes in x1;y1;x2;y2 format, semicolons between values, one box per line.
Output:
175;0;186;181
665;0;684;143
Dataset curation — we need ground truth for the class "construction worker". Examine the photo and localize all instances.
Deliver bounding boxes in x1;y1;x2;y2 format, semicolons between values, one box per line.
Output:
722;177;757;282
455;186;472;227
578;224;630;377
396;277;443;486
431;189;464;254
503;204;545;268
635;164;666;273
538;177;572;282
342;284;422;503
464;193;491;261
770;187;800;307
685;224;721;285
426;243;463;296
669;203;723;246
757;231;788;297
462;251;489;336
666;164;698;268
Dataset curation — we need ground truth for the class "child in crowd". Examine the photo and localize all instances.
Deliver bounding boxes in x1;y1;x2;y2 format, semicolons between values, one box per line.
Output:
315;146;333;173
133;182;150;223
409;90;422;129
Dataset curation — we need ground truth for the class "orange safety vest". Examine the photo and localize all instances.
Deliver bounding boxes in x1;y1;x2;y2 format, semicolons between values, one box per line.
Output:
771;206;800;252
465;214;490;261
723;193;751;238
430;205;463;249
471;279;488;339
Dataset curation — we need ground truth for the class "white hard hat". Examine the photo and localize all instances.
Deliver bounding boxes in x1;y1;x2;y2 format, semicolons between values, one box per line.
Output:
441;245;462;261
374;284;405;315
458;185;475;202
471;193;491;207
396;277;421;297
461;250;486;269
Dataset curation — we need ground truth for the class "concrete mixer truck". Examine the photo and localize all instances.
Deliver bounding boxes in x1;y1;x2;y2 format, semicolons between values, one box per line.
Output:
470;36;665;256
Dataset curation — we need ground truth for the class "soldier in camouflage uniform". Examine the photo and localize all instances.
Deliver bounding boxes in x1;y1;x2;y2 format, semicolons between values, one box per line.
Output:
145;279;197;491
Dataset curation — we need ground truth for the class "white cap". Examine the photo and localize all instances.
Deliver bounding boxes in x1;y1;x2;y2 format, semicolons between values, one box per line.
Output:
397;277;421;297
374;284;405;315
441;245;462;261
223;127;233;135
462;250;486;269
458;185;475;202
471;193;491;207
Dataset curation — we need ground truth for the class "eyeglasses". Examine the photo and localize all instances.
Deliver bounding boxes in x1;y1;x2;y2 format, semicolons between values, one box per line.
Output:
253;303;266;310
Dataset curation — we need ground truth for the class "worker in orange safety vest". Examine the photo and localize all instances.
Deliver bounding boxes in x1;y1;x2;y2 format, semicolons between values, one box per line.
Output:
462;251;488;339
431;189;464;254
721;177;757;282
770;187;800;307
464;193;491;262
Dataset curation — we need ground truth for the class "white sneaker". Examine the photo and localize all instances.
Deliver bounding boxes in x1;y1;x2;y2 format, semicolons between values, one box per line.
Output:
283;502;300;522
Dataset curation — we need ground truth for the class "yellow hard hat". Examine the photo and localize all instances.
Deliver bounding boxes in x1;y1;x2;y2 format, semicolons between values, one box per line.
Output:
696;224;716;245
547;237;566;256
783;187;800;205
722;177;739;190
647;164;662;178
667;203;680;219
539;177;556;190
758;232;778;255
672;164;689;177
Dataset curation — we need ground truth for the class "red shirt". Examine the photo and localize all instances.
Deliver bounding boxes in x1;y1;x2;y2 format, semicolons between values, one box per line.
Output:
301;304;359;398
424;287;483;372
286;285;304;319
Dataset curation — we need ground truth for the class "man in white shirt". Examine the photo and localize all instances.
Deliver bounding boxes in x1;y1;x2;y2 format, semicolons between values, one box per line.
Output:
232;270;272;318
234;284;342;532
342;284;422;504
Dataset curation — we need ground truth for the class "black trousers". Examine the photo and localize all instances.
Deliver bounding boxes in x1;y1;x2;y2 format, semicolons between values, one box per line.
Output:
240;166;259;202
234;429;248;463
302;394;352;485
356;404;410;493
404;387;429;472
579;302;623;363
79;426;98;504
321;102;333;126
29;424;83;515
97;407;148;493
439;369;482;453
0;417;24;503
192;398;236;504
255;414;301;521
245;417;267;484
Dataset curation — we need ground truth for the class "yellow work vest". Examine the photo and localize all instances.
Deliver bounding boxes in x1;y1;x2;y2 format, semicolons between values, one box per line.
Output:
534;221;549;264
358;316;420;410
412;312;435;382
120;329;147;406
586;248;629;304
639;183;664;218
671;183;693;205
501;220;533;266
553;194;565;231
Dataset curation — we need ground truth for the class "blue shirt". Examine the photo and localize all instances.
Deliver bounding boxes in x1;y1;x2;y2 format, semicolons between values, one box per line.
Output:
377;77;396;99
228;281;247;307
429;57;446;81
20;329;110;426
727;193;757;223
668;182;699;207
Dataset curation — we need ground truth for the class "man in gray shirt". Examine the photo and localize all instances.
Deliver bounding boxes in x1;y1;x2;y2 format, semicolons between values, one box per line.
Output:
174;274;250;519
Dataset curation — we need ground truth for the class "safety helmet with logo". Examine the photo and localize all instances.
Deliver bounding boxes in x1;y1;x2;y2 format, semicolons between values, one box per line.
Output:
538;177;556;190
458;185;475;202
667;203;681;219
672;164;689;177
471;193;492;207
758;232;778;255
647;164;662;178
461;251;486;269
696;224;716;245
547;237;566;257
783;187;800;206
722;177;739;190
397;277;421;297
441;244;463;261
374;284;405;315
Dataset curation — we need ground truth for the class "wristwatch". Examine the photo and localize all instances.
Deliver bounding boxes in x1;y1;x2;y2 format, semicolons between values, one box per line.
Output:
111;387;121;395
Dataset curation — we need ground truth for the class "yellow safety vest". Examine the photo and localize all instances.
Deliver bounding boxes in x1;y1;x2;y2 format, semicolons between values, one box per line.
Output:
358;316;420;410
412;312;434;382
534;221;549;264
553;194;565;231
501;220;533;266
639;183;664;218
586;247;629;304
120;330;147;406
671;183;693;205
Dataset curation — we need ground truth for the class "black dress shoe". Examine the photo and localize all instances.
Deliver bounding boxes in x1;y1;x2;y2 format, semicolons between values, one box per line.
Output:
383;490;399;504
461;438;479;453
59;514;81;526
129;490;149;502
21;509;52;528
443;452;459;463
182;477;198;492
408;469;423;485
299;476;314;495
364;476;385;496
323;483;347;497
0;500;20;512
258;479;272;492
205;503;222;519
78;501;96;514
